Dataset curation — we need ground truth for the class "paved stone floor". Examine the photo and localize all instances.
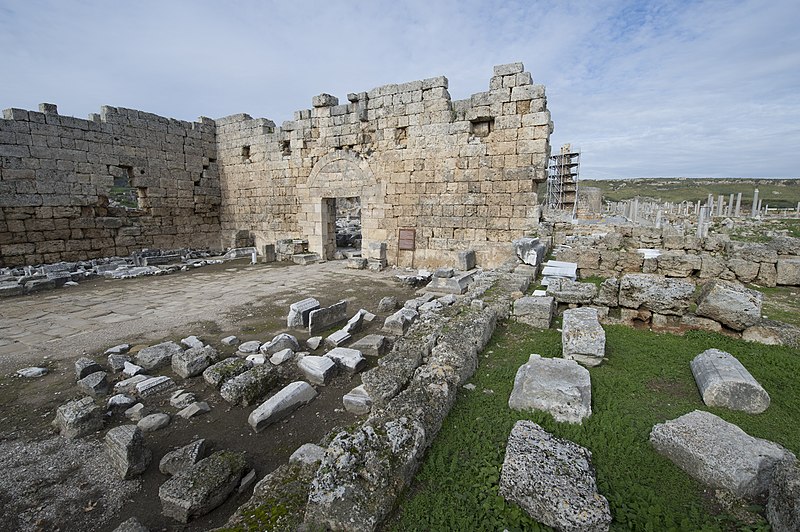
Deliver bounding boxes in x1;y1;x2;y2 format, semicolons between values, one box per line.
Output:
0;260;401;374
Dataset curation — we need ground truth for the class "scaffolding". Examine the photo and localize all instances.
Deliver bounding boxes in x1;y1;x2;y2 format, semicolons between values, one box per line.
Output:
547;144;580;217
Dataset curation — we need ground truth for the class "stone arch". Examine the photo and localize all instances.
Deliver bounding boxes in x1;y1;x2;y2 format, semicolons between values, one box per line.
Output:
303;151;384;260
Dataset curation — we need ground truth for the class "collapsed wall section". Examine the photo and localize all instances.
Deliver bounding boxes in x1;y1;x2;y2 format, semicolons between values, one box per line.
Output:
0;104;221;267
216;62;552;268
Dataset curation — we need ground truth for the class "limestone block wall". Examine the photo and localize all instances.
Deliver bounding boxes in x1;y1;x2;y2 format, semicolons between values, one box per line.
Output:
549;224;800;287
216;62;552;268
0;105;221;267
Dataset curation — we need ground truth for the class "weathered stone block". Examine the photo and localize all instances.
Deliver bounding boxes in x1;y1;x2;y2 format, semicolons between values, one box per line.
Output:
297;355;336;385
696;279;763;331
512;295;554;328
220;365;279;406
690;349;770;413
203;357;251;388
172;345;216;378
308;300;348;334
776;258;800;285
546;278;597;304
325;347;366;374
562;307;605;367
618;273;695;316
160;439;206;476
53;396;103;439
248;381;317;432
350;334;390;357
135;341;183;371
650;410;794;499
287;297;320;328
499;420;611;531
383;307;418;335
509;355;591;424
767;459;800;532
105;425;151;479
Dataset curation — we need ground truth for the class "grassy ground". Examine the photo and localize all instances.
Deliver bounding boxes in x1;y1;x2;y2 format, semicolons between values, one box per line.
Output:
389;322;800;531
575;178;800;211
752;284;800;328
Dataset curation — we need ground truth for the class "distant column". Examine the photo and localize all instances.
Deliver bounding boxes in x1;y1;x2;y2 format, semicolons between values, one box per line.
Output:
727;193;734;216
751;188;759;217
696;207;705;238
632;198;639;223
717;195;724;216
796;201;799;214
735;193;742;217
655;209;662;229
757;198;763;216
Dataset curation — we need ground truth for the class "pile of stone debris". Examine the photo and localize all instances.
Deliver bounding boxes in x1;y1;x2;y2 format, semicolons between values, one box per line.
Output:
0;248;227;298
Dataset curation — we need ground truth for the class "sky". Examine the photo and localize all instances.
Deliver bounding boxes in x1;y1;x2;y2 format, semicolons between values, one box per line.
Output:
1;0;798;179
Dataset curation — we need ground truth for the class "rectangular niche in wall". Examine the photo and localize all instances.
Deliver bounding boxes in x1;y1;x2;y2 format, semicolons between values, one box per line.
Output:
470;117;494;138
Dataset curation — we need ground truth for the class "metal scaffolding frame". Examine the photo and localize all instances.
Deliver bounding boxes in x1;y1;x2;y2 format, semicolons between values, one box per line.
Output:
547;144;580;217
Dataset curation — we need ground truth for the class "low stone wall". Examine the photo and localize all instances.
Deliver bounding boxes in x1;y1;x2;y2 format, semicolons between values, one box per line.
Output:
548;225;800;287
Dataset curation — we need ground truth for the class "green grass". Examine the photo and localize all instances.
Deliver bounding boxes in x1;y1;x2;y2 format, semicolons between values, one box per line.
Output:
389;322;800;531
751;284;800;328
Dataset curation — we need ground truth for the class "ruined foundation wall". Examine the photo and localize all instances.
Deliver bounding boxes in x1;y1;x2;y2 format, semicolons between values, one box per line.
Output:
0;105;221;267
216;62;552;268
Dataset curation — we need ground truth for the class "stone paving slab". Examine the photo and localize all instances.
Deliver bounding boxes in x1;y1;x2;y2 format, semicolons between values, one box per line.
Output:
0;261;402;374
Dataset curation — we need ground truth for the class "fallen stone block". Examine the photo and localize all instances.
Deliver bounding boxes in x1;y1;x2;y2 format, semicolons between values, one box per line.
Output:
289;443;326;465
324;329;351;348
546;278;597;304
107;393;136;412
138;413;171;433
343;309;368;334
177;401;211;419
509;354;591;424
383;307;418;335
297;355;336;385
203;357;251;388
259;333;300;355
246;353;266;365
220;365;279;406
767;459;800;532
618;273;695;315
292;253;319;265
135;341;183;371
0;280;24;297
122;361;145;376
105;343;131;355
287;297;320;328
513;237;546;267
107;353;131;372
75;357;104;379
248;381;317;432
124;403;152;422
499;420;611;532
562;307;606;367
237;340;261;354
377;296;397;312
160;439;206;476
77;371;110;397
308;300;348;334
690;349;770;413
306;336;323;350
170;390;196;409
457;250;476;270
346;257;368;269
650;410;795;499
776;257;800;286
221;335;239;346
111;517;149;532
351;334;390;357
325;347;366;374
172;345;216;378
269;348;294;365
696;279;763;331
115;374;149;394
16;366;48;378
343;384;372;415
159;450;247;523
135;376;177;398
106;425;151;479
425;270;476;294
54;396;104;439
513;295;554;328
180;335;204;349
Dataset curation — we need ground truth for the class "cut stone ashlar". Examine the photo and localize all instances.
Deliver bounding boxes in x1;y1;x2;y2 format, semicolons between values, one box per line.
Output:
248;381;318;432
690;348;770;414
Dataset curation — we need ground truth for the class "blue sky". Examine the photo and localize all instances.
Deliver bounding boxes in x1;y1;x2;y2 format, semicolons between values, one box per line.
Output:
1;0;798;179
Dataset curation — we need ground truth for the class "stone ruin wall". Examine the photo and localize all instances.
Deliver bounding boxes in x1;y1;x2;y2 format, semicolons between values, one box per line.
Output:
546;224;800;287
0;105;221;267
215;62;551;268
0;62;551;269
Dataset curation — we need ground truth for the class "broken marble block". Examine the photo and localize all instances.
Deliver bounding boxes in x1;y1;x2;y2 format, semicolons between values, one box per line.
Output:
767;458;800;532
513;296;555;329
170;390;197;409
203;357;251;388
138;413;171;433
104;343;131;355
237;340;261;354
123;361;145;376
159;450;247;523
695;279;763;331
289;443;326;465
259;333;300;355
135;376;177;398
115;374;149;394
78;371;110;397
383;308;418;335
562;307;606;367
269;348;294;365
297;355;337;385
177;401;211;419
325;347;366;374
509;354;591;424
220;365;279;406
324;329;351;348
343;384;372;415
308;300;348;334
54;396;104;439
160;439;206;476
172;345;216;378
105;425;151;479
306;336;323;350
107;393;136;412
343;309;368;335
650;410;795;499
75;357;104;380
350;334;390;357
690;348;770;414
499;420;611;532
107;353;131;372
287;297;320;328
135;341;183;371
248;381;318;432
180;335;204;349
425;270;476;295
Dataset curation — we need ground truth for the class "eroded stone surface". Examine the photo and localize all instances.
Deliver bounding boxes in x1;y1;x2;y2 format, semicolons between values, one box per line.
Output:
690;348;770;413
248;381;317;432
562;307;606;367
499;420;611;532
509;354;591;424
695;279;763;331
105;425;151;479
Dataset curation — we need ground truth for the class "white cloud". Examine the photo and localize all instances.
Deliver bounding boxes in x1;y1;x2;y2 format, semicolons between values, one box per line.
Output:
1;0;797;178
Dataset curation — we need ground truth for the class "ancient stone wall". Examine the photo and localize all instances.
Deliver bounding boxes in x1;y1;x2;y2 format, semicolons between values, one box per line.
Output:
216;62;552;268
0;104;221;267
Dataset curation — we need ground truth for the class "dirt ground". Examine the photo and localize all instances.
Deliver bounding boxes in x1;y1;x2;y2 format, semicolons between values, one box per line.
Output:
0;259;418;531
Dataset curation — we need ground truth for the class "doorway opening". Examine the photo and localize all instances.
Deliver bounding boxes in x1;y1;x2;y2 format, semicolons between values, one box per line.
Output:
334;196;361;259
